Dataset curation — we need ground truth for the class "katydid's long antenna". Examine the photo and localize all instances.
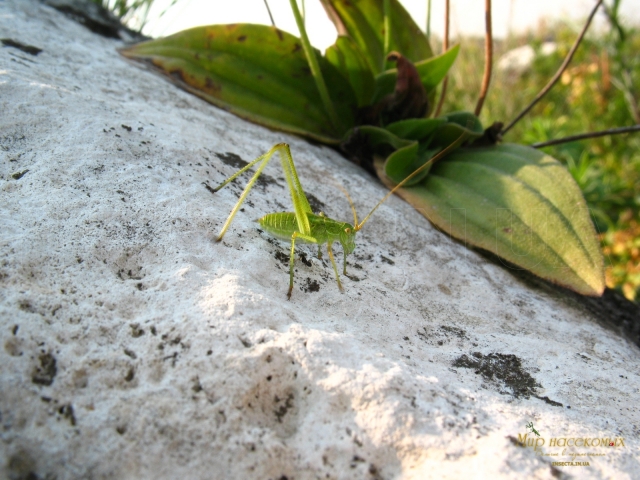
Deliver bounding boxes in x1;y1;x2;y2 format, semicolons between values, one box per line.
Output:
334;183;359;227
355;132;468;231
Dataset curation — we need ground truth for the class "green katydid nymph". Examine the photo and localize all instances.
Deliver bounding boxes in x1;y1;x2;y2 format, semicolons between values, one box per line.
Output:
213;136;465;299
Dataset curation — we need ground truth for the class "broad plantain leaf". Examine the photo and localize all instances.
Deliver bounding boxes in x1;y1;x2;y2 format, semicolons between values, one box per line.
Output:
325;36;375;108
320;0;433;75
371;45;460;104
375;144;605;296
119;24;357;143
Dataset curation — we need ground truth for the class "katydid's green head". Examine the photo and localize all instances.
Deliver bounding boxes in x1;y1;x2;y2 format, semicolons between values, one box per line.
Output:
340;224;357;255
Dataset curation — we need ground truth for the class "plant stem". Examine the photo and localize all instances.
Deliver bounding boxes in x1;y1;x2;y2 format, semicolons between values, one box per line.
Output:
434;0;450;117
263;0;275;27
474;0;493;116
289;0;341;131
531;125;640;148
501;0;603;135
426;0;432;41
383;0;391;70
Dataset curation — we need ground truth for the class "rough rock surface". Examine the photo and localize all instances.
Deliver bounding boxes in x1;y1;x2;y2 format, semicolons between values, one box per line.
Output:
1;1;638;478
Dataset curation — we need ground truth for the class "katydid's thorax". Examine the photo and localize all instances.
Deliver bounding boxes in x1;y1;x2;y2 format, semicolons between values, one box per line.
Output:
258;212;356;252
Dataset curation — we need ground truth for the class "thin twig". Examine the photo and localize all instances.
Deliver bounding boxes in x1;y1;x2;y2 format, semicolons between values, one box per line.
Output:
434;0;450;117
501;0;603;135
288;0;341;130
531;125;640;148
263;0;276;27
474;0;493;116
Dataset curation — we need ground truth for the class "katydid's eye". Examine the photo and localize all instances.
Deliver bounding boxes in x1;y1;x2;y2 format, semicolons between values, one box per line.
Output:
345;228;351;234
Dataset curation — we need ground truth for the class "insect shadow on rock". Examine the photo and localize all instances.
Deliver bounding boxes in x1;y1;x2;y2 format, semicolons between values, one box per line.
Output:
213;137;466;299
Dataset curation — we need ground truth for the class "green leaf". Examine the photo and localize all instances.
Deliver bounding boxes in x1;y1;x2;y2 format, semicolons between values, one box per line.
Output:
431;111;484;147
372;45;460;104
385;143;441;186
385;118;445;141
375;144;605;296
325;36;375;108
350;125;414;150
320;0;433;75
119;24;357;143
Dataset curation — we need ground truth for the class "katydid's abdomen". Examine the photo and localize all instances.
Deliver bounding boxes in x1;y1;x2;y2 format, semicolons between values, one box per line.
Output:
259;212;352;245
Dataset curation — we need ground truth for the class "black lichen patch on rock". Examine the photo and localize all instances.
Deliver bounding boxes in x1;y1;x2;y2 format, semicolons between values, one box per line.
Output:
417;324;469;347
452;352;540;398
32;352;57;386
58;404;77;426
303;278;320;293
215;151;281;191
274;250;289;266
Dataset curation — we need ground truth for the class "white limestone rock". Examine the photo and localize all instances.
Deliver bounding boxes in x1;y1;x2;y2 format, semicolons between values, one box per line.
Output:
1;1;638;478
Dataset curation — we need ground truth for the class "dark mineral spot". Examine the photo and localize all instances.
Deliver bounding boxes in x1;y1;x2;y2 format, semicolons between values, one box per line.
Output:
7;449;38;480
439;325;468;339
58;404;76;426
11;169;29;180
215;151;279;190
130;323;145;337
274;251;289;265
192;377;203;393
303;278;320;293
452;352;540;398
2;38;42;55
124;366;135;382
32;352;57;386
380;255;395;265
535;395;563;407
299;252;312;267
274;392;294;422
216;151;246;169
121;124;132;132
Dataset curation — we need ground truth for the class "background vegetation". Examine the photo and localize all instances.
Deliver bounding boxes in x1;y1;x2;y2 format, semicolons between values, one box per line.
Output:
439;12;639;300
102;0;639;301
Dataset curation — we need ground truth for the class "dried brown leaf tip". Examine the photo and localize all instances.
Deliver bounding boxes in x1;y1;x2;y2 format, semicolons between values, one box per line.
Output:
359;52;428;126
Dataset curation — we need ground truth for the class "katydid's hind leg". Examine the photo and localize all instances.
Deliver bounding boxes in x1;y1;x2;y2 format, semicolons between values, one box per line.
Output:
326;243;344;292
316;213;325;259
288;231;319;299
288;236;296;300
342;250;348;275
